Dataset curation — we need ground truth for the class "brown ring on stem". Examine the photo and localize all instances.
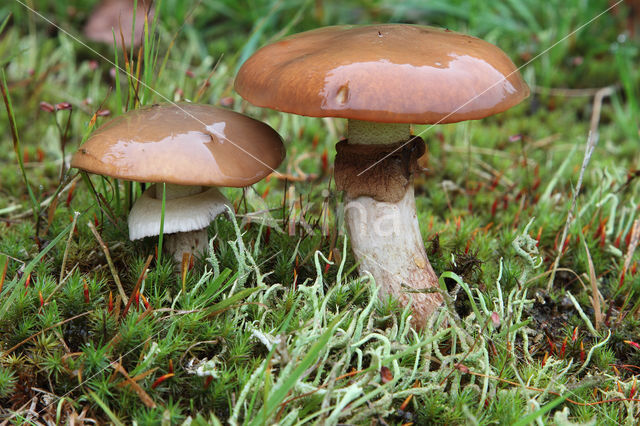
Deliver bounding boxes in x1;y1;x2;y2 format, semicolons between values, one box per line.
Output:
335;136;425;203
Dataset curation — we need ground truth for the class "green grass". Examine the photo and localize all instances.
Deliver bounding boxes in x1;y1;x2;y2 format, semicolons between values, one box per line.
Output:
1;0;640;424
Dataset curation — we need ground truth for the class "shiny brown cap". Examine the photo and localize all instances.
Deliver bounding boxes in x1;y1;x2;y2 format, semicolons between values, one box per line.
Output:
235;24;529;124
71;103;285;187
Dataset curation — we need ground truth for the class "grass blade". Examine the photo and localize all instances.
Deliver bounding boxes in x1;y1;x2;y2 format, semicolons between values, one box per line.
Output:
88;390;124;426
250;316;340;425
0;13;11;36
112;30;123;114
512;393;570;426
0;255;7;294
156;182;166;269
205;286;261;317
1;69;39;222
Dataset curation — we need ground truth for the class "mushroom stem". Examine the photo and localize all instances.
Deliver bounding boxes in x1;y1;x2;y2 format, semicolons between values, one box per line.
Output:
158;184;218;262
339;119;442;326
348;119;411;145
164;228;210;262
344;187;441;325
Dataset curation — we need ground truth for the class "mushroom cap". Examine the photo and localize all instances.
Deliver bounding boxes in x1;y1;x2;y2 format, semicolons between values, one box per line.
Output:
71;103;285;187
128;185;230;240
235;24;529;124
83;0;152;48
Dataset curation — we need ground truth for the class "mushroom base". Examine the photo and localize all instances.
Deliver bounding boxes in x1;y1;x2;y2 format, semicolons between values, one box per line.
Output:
165;228;210;263
344;182;442;327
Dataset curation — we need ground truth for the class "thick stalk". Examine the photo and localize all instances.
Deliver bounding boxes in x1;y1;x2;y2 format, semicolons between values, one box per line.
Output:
164;228;210;262
344;185;441;326
339;119;442;326
166;184;214;262
157;184;208;262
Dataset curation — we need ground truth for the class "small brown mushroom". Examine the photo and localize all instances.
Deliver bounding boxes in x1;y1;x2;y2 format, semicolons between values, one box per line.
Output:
235;24;529;326
84;0;153;48
71;103;285;261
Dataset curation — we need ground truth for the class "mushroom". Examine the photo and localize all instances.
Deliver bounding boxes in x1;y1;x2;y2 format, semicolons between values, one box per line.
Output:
84;0;153;48
71;103;285;261
235;24;529;326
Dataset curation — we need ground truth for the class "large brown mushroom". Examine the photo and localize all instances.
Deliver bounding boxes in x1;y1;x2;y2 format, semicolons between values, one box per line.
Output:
235;24;529;326
71;103;285;261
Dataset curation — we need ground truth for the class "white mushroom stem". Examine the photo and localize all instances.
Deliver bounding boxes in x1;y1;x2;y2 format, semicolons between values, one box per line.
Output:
341;119;442;326
160;184;207;263
163;228;210;263
128;183;231;262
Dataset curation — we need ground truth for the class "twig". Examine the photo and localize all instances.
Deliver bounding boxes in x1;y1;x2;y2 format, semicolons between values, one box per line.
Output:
532;84;619;97
87;221;127;303
115;367;158;388
530;133;562;149
622;220;640;318
9;174;80;220
0;204;20;215
112;361;156;408
525;267;587;289
0;397;37;426
621;219;640;287
547;86;616;290
444;144;537;167
268;171;316;182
